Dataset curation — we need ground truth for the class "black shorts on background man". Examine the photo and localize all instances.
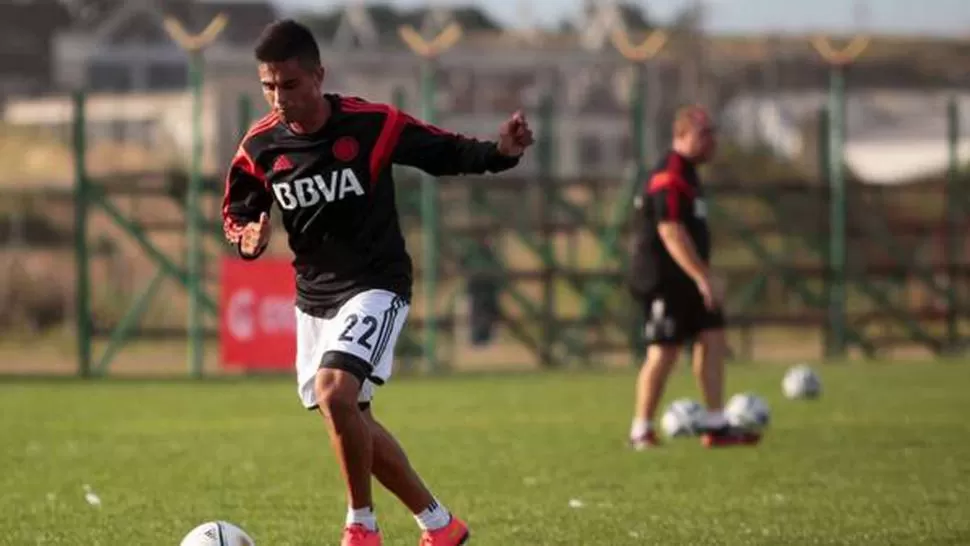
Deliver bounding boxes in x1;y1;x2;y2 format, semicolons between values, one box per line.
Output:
629;149;724;345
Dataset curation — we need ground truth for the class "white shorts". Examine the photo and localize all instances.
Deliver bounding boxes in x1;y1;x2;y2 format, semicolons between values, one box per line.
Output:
295;289;409;409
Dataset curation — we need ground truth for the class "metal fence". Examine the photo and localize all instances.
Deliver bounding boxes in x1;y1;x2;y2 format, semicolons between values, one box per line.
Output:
1;31;969;376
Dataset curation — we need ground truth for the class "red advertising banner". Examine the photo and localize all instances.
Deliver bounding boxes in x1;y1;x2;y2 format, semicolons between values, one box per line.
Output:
219;257;296;370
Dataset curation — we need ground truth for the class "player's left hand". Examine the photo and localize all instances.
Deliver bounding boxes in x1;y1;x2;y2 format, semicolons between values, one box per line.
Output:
497;110;535;157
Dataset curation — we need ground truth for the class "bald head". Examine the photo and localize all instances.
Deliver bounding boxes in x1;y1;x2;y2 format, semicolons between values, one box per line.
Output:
672;105;717;163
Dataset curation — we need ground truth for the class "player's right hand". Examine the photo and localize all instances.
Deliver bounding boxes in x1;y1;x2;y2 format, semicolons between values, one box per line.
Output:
240;212;271;256
497;110;535;157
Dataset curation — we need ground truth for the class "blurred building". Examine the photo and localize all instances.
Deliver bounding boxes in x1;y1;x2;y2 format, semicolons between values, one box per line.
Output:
723;90;970;184
0;1;73;99
52;0;277;92
2;2;968;181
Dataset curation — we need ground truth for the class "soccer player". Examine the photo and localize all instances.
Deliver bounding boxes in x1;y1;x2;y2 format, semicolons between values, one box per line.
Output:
626;105;759;449
222;20;533;546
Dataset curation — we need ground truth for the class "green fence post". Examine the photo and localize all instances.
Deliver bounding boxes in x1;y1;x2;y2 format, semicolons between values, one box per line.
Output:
817;107;833;356
578;30;666;331
392;86;407;110
237;93;253;139
946;97;960;351
631;65;650;366
811;35;868;359
537;92;556;367
186;51;205;378
72;91;92;378
579;57;658;335
826;65;848;358
575;62;650;366
419;60;439;373
163;13;225;377
631;65;646;175
598;64;644;273
398;17;462;373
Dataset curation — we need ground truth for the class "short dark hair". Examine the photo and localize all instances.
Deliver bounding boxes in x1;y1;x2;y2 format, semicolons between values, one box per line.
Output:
254;19;321;67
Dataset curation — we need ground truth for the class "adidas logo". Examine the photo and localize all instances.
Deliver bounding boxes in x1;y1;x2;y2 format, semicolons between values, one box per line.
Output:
273;154;294;172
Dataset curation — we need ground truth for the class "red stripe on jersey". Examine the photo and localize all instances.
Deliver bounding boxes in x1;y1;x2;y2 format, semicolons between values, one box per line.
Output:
339;98;404;173
644;152;696;221
399;111;454;136
341;96;453;136
340;96;392;114
243;112;280;141
370;107;407;184
646;169;694;221
341;104;389;113
222;146;269;243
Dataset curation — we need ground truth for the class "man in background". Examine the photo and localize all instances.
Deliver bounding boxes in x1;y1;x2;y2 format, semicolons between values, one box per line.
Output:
626;105;759;449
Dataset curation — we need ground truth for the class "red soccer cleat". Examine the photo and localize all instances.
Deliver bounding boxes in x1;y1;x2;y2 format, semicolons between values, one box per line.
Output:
419;516;469;546
700;426;761;448
342;524;382;546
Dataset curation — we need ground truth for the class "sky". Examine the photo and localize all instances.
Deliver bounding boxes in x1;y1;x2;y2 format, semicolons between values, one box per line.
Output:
276;0;970;36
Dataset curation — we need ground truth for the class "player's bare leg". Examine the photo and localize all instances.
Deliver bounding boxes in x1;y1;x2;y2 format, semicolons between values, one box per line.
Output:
693;328;759;447
363;410;469;545
362;410;431;511
314;366;380;544
630;344;679;449
692;329;725;414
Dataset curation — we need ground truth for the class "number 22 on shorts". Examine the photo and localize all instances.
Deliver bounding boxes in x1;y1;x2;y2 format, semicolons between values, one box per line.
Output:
338;313;379;350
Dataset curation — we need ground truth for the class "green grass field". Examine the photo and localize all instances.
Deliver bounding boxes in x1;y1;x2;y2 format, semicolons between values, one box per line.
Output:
3;362;970;545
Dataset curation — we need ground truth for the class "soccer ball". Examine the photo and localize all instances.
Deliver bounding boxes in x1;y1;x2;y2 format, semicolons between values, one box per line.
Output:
180;521;255;546
725;393;770;433
782;364;822;400
660;398;705;437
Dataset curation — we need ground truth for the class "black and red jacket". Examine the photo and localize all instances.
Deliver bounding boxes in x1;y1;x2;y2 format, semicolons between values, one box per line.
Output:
629;150;712;294
222;93;520;318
